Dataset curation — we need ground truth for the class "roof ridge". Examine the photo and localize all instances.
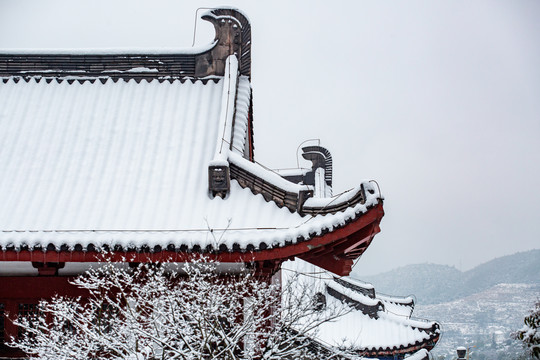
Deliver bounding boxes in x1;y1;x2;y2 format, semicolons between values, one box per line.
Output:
0;8;251;81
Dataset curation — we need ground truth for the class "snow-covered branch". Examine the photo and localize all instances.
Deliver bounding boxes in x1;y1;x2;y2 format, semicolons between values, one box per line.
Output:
10;258;358;360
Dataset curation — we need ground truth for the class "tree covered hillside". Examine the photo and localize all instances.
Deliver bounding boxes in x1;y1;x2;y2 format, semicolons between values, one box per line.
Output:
353;249;540;305
352;250;540;360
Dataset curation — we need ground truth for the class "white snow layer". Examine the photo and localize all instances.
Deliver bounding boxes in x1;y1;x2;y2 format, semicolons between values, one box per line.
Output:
381;299;415;318
339;277;414;317
283;260;437;351
376;293;415;318
316;307;432;349
212;56;238;163
341;277;375;290
231;76;251;156
0;76;380;251
326;280;380;307
0;42;216;55
405;349;429;360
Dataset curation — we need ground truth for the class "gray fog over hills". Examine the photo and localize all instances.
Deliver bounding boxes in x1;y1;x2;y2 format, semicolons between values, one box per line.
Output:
352;250;540;359
353;249;540;305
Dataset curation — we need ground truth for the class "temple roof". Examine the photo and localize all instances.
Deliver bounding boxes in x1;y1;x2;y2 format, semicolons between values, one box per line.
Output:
0;8;383;275
284;260;440;357
321;278;439;356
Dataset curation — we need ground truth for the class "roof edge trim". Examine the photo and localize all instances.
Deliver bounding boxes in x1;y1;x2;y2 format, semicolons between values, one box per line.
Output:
228;152;383;216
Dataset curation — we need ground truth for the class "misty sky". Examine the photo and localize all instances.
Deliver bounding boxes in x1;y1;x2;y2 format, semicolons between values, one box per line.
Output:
1;0;539;276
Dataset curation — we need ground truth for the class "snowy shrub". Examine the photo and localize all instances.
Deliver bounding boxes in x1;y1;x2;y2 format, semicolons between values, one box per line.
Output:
514;300;540;359
10;259;352;360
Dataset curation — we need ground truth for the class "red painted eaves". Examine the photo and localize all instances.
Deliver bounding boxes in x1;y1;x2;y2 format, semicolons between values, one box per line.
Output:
0;203;384;277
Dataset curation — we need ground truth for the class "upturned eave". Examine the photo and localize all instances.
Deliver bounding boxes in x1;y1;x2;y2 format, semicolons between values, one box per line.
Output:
0;202;383;276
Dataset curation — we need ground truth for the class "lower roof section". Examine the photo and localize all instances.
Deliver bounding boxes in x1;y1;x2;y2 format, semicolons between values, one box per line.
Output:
284;260;440;357
316;302;439;356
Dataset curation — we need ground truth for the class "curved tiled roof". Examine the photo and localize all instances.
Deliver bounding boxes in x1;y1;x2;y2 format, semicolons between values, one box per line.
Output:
284;260;440;357
0;73;381;251
337;277;415;317
323;282;439;356
0;8;384;275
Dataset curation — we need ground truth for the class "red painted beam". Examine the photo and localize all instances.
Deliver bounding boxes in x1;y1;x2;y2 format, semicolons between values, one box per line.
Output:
298;222;381;275
302;255;354;276
344;224;380;254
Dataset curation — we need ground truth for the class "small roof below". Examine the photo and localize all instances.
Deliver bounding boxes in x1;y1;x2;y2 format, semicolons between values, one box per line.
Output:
284;260;440;356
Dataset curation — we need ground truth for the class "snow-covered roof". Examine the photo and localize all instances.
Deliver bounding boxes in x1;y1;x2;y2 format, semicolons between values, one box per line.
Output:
377;293;416;318
323;284;438;355
337;277;416;317
0;64;378;247
405;349;430;360
316;304;438;355
284;260;440;356
0;8;383;275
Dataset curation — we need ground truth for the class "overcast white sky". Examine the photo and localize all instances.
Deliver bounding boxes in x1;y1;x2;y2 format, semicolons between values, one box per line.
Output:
1;0;539;276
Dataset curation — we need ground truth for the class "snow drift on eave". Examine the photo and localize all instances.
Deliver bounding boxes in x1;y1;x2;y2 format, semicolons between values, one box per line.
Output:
283;260;439;354
0;75;381;252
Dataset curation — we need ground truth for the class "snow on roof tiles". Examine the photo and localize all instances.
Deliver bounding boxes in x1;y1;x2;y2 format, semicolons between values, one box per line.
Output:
231;76;251;156
319;287;438;354
0;72;381;253
284;259;439;355
338;277;415;317
316;303;437;351
381;298;415;318
405;349;430;360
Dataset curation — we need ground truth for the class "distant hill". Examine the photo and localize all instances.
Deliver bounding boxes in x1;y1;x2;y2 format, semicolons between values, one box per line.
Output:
415;283;540;359
353;249;540;305
463;250;540;293
353;250;540;359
